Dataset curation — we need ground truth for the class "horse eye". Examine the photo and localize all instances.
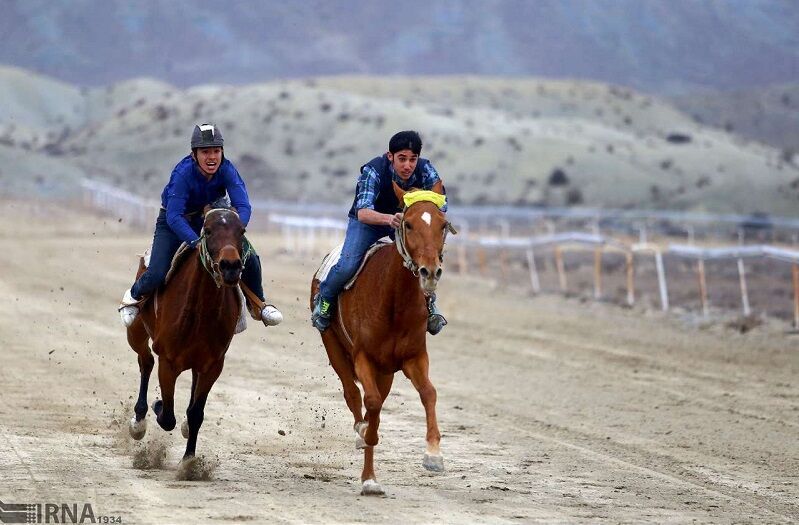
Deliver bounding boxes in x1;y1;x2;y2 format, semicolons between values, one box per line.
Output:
406;223;413;230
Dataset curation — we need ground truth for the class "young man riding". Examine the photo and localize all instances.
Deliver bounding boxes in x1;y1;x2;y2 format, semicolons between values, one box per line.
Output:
312;130;448;334
118;123;283;328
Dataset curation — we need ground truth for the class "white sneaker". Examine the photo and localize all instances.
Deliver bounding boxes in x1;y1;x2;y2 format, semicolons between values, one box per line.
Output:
119;288;140;327
261;305;283;326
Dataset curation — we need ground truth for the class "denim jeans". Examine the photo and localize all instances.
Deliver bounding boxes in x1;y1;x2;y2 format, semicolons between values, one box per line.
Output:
318;217;393;302
131;209;265;301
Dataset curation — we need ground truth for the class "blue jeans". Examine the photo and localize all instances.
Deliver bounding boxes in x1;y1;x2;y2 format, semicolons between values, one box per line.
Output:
131;210;265;301
318;218;393;302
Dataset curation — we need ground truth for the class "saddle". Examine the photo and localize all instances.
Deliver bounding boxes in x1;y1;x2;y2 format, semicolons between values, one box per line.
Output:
315;237;393;289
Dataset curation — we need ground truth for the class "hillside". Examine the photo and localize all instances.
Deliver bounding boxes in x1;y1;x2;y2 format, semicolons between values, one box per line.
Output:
671;84;799;154
2;67;798;215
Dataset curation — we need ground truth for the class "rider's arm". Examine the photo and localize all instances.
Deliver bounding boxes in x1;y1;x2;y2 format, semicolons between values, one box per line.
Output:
357;208;401;228
165;173;203;244
222;162;252;226
354;165;402;228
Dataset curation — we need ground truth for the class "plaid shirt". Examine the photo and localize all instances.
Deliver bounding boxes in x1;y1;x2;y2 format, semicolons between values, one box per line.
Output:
354;161;447;212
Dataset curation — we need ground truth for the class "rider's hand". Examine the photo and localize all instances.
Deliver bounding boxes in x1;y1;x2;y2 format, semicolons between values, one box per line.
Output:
388;213;403;229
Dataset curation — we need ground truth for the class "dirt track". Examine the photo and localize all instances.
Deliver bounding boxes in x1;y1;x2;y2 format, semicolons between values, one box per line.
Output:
1;201;798;524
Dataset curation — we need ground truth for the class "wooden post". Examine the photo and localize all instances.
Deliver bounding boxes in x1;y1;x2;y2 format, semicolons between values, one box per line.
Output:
737;258;750;317
498;249;509;284
457;245;468;275
792;264;799;328
697;259;709;317
654;250;669;311
593;246;603;299
625;251;635;306
526;248;541;294
477;245;488;277
555;246;567;293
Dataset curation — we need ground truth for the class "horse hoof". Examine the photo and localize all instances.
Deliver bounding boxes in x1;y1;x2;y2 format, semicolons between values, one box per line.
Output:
423;453;445;472
152;399;163;416
360;479;385;496
128;416;147;440
354;422;368;450
181;420;189;439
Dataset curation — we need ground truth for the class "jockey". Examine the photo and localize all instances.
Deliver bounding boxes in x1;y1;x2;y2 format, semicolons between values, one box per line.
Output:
118;123;283;328
312;130;448;334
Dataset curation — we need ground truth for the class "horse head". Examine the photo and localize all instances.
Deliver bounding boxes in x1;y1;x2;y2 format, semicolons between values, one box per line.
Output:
200;207;245;287
392;181;457;295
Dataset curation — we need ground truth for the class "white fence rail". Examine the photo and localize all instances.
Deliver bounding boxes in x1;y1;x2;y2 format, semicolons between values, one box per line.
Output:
81;179;799;325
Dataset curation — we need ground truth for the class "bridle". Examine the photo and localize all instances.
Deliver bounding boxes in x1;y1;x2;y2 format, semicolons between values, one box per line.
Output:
394;203;457;277
197;208;251;288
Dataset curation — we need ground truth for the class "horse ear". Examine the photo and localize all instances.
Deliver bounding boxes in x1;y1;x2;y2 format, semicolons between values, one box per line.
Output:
431;180;444;195
392;181;406;202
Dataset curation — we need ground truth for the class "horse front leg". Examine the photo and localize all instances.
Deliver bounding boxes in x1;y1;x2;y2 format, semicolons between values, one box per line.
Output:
402;352;444;472
181;370;199;439
354;353;385;495
182;360;224;460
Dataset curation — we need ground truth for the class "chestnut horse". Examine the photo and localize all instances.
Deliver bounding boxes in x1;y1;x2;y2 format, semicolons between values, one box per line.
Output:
310;182;456;495
126;207;246;463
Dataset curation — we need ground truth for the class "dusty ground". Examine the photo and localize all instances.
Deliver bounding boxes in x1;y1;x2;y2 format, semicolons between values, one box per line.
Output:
1;201;798;524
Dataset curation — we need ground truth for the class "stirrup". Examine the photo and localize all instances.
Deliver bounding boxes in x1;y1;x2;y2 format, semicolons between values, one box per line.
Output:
261;304;283;326
427;313;447;335
119;288;141;328
426;295;447;335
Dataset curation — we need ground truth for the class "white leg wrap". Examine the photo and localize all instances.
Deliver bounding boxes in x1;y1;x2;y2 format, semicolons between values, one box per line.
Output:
361;479;384;496
128;416;147;440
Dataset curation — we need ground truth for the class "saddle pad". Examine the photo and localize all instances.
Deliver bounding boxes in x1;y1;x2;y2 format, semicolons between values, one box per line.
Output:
314;237;393;289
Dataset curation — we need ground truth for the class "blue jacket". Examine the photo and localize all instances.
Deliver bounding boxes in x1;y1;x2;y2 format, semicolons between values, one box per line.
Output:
160;155;252;243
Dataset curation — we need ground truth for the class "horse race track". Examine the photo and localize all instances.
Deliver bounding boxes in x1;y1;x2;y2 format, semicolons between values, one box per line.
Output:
1;202;798;524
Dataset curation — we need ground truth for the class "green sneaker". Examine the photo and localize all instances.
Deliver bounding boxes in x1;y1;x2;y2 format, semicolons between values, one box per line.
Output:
312;294;333;332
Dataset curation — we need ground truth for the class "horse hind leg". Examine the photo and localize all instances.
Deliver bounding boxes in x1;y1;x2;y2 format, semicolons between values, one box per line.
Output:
321;332;366;447
354;354;388;495
152;357;178;432
127;320;153;440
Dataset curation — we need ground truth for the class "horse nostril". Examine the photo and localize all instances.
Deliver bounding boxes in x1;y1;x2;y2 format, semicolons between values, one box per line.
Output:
419;267;430;279
435;268;443;279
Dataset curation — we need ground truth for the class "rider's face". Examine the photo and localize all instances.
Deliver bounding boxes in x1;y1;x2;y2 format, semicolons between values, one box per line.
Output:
387;149;419;181
193;147;223;177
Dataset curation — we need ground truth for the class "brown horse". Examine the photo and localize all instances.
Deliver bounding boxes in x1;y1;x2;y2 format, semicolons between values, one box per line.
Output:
126;207;245;463
310;182;456;495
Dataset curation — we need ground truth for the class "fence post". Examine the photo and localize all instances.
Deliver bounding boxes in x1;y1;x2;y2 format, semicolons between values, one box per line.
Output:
737;258;751;317
526;248;541;294
654;249;669;311
593;246;603;299
626;251;635;306
697;259;709;317
555;245;567;292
